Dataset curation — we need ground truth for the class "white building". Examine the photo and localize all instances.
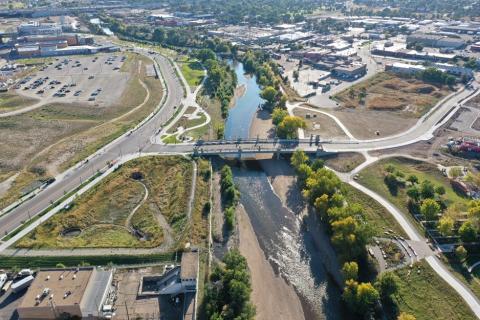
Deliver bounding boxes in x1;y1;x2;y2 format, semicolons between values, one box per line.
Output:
17;22;62;36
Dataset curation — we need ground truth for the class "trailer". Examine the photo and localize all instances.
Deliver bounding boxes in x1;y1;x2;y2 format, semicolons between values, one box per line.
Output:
11;275;34;293
1;280;12;294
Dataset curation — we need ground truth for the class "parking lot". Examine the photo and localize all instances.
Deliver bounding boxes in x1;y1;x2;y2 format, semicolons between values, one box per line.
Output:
13;54;131;107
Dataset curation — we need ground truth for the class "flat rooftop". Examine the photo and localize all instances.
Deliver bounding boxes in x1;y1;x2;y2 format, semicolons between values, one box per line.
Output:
180;251;198;280
18;269;92;308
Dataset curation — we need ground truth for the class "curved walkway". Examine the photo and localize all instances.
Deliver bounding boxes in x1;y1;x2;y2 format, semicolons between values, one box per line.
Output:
125;181;148;228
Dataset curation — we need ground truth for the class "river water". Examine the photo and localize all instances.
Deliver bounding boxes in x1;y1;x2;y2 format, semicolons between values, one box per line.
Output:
232;164;343;320
223;62;343;319
224;61;265;140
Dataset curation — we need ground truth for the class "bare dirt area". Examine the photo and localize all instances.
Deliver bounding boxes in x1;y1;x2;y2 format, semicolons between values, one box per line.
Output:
0;53;163;210
334;72;452;117
249;109;274;139
293;108;348;139
324;152;366;172
328;108;416;139
237;205;305;320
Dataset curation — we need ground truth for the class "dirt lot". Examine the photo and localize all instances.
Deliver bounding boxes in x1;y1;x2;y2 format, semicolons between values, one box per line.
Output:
334;72;452;117
0;52;163;209
293;107;349;139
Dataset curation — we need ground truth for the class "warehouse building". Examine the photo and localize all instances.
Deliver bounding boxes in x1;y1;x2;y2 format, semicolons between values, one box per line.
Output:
407;33;466;49
16;268;113;320
17;21;62;36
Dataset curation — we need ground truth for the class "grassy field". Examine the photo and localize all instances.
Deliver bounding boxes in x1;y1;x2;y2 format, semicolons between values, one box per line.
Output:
168;112;208;135
343;183;407;238
390;260;476;320
177;56;204;89
358;157;470;217
186;159;211;246
16;156;193;249
0;53;163;210
334;72;452;117
0;93;38;112
0;252;177;268
324;152;365;172
197;94;223;139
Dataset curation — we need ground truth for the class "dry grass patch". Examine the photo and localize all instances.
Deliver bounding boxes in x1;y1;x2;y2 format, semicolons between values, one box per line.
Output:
16;156;193;249
334;72;452;117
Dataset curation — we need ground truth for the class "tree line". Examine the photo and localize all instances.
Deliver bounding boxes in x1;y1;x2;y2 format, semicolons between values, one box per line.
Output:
291;151;413;319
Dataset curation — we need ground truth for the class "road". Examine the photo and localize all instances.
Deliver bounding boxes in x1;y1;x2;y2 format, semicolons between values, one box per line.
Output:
0;49;184;238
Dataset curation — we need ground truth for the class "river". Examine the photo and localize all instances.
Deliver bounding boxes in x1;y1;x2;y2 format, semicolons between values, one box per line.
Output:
222;62;343;319
224;61;265;140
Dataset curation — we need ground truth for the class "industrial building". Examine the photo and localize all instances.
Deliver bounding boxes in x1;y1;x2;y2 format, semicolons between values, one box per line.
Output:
17;21;62;36
406;33;466;49
332;63;367;79
16;268;113;320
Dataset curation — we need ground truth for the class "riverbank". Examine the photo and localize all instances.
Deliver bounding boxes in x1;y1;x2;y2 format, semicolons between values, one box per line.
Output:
237;204;305;320
249;109;274;139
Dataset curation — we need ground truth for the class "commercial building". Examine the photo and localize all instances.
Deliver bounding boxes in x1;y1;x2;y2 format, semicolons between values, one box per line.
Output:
372;43;455;62
385;62;473;78
407;33;466;49
17;21;62;36
16;268;113;320
332;63;366;79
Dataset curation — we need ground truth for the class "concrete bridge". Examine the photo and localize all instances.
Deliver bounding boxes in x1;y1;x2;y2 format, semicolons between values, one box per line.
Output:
146;137;357;157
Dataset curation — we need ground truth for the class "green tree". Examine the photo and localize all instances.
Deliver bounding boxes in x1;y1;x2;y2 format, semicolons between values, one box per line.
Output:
438;216;454;236
272;107;288;125
420;180;435;199
435;185;446;196
356;282;380;315
277;116;306;139
260;86;278;107
459;221;478;242
375;272;399;300
455;245;468;262
420;199;441;221
406;186;420;202
342;261;359;281
291;150;309;170
407;174;419;184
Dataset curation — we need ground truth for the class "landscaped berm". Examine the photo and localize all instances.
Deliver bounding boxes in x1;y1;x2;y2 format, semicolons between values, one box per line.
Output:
16;156;193;249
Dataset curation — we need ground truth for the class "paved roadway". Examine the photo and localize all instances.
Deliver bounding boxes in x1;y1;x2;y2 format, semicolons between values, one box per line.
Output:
0;50;183;237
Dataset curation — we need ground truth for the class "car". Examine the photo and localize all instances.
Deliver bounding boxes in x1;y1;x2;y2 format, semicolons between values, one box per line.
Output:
36;90;44;94
84;67;88;70
88;75;94;79
88;97;96;101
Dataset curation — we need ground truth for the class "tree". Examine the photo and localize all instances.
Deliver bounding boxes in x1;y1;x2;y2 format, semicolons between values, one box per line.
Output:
455;245;468;262
398;313;416;320
406;186;420;202
375;272;399;300
342;261;359;281
260;86;278;107
459;221;478;243
152;28;166;43
272;108;288;125
420;199;441;221
355;282;380;315
438;216;454;236
277;116;306;139
384;173;399;195
420;180;436;199
407;175;419;185
291;150;309;170
435;185;446;196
